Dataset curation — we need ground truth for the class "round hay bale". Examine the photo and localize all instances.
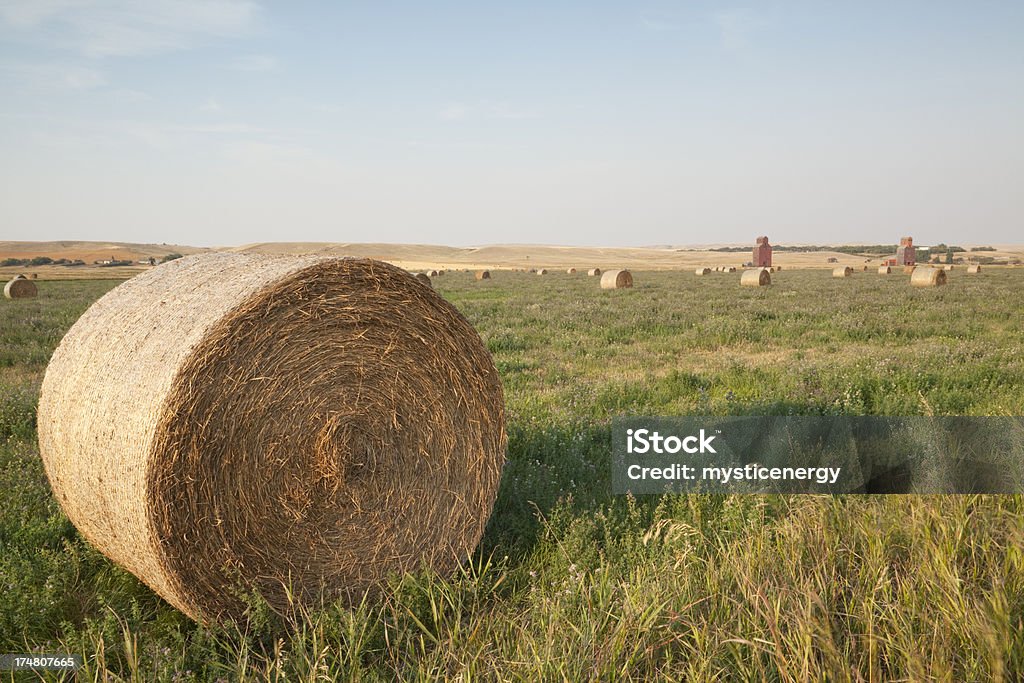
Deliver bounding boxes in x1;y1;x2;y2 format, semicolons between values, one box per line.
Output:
4;277;37;299
475;270;491;280
967;265;981;274
600;269;633;289
741;269;771;287
537;268;548;275
436;269;445;276
428;270;439;277
566;268;576;274
862;265;869;271
725;266;737;273
31;273;38;279
414;272;432;286
911;267;947;287
695;268;712;276
878;266;892;275
37;254;506;624
587;268;601;277
904;266;917;274
833;266;854;278
775;266;782;271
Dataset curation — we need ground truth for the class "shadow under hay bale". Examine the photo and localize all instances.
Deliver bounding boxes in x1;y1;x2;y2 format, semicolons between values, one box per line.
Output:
4;277;37;299
911;267;947;287
600;269;633;289
37;253;507;624
741;269;771;287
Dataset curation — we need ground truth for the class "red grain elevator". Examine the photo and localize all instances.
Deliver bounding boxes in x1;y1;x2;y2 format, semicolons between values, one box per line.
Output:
753;236;772;268
896;236;916;266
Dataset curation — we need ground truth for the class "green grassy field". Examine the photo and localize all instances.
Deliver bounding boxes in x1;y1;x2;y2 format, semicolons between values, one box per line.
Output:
3;269;1024;681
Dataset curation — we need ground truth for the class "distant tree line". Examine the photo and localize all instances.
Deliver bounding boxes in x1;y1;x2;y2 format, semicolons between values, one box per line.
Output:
1;256;85;267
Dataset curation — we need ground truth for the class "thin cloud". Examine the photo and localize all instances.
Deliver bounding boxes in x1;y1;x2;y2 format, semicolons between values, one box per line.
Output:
0;62;106;90
0;0;260;57
228;54;278;72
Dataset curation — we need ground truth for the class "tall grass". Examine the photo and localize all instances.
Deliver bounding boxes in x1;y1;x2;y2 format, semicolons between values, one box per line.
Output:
2;270;1024;680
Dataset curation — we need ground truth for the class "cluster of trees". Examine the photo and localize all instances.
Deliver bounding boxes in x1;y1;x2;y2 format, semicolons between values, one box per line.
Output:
1;257;84;267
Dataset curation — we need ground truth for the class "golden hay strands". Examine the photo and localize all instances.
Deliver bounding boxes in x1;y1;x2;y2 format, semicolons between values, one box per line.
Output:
587;268;601;276
600;269;633;289
833;266;854;278
911;267;947;287
878;266;892;275
741;269;771;287
37;254;506;624
4;277;37;299
475;270;491;280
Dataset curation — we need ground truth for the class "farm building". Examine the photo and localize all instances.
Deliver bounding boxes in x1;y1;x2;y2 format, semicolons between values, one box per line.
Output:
752;236;772;268
896;236;916;266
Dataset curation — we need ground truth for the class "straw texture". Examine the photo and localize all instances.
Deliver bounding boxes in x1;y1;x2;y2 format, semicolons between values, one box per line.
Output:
4;277;37;298
741;269;771;287
911;267;947;287
38;253;506;623
600;270;633;289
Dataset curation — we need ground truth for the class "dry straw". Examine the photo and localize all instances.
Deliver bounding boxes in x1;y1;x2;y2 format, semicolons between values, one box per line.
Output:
833;266;854;278
695;267;711;276
37;253;507;624
741;269;771;287
4;277;37;299
878;266;892;275
475;270;491;280
911;267;947;287
600;269;633;289
587;268;601;276
967;265;982;274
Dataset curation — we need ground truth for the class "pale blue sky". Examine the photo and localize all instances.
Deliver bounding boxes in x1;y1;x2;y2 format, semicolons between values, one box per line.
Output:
1;1;1022;247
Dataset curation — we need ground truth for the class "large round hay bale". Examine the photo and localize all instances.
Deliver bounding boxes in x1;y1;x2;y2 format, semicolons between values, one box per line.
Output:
537;268;548;275
475;270;491;280
428;270;439;277
725;266;737;273
566;268;576;274
878;266;892;275
600;269;633;289
695;267;712;276
911;267;947;287
833;266;854;278
967;265;981;274
38;254;506;624
4;277;37;299
741;269;771;287
587;268;601;277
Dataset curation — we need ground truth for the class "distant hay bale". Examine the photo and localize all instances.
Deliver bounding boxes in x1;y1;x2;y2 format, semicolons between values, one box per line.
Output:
428;270;439;277
4;277;37;299
725;266;736;273
878;266;892;275
475;270;491;280
741;269;771;287
695;268;712;276
528;268;537;274
600;269;633;289
775;266;782;271
967;265;982;274
30;273;38;279
587;268;601;276
414;272;432;286
566;268;576;274
537;268;548;275
911;267;947;287
904;266;917;274
37;254;506;624
862;265;869;271
437;270;445;276
833;267;854;278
